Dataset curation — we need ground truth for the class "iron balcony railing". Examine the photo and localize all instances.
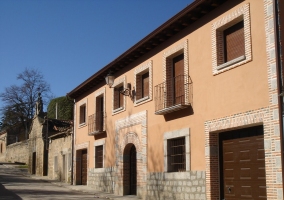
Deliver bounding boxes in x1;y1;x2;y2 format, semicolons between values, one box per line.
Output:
154;75;192;115
88;111;105;135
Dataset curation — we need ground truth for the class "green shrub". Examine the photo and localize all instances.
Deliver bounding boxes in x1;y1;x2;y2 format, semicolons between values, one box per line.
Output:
47;97;73;120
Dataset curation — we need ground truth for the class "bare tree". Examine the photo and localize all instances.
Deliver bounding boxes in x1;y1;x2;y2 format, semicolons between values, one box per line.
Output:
0;68;52;136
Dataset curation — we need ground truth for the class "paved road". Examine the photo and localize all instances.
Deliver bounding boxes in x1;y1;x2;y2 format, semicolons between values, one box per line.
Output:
0;163;105;200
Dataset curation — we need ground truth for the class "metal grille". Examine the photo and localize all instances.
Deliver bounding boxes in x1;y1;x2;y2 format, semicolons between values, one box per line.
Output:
95;145;103;168
167;137;185;172
154;75;192;113
88;111;104;134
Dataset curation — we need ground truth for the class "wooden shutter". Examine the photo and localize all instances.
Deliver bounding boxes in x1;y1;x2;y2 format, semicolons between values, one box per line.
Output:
173;54;184;105
224;21;245;62
80;105;85;124
113;88;119;110
119;86;124;108
96;96;103;131
136;75;142;100
142;72;149;98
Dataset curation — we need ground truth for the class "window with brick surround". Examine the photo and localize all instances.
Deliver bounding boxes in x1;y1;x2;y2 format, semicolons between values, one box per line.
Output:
163;128;190;172
95;145;103;168
134;61;153;106
79;104;86;124
136;71;149;101
167;137;185;172
113;85;124;110
216;20;245;69
212;4;251;74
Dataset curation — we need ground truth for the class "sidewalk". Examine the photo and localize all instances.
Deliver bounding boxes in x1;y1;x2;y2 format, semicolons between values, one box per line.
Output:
3;163;140;200
29;175;139;199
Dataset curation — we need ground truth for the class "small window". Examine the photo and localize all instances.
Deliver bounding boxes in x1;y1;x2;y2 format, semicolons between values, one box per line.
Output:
223;21;245;63
79;104;86;124
54;156;58;172
113;85;124;110
136;71;149;100
167;137;185;172
0;143;2;153
95;145;103;168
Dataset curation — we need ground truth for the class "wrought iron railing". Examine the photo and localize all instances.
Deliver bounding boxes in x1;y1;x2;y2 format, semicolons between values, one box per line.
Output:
88;111;105;135
154;75;192;114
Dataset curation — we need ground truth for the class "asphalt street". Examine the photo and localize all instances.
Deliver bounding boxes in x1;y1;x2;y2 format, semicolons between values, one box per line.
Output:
0;163;105;200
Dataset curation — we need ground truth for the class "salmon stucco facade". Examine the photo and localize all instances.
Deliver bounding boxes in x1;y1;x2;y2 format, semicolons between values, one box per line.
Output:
68;0;284;199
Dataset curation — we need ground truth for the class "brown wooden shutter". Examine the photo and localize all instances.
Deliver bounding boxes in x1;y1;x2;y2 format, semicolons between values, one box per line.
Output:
173;54;184;105
224;21;245;62
119;86;124;108
142;72;149;98
113;88;119;110
80;105;85;124
96;96;103;131
136;75;142;100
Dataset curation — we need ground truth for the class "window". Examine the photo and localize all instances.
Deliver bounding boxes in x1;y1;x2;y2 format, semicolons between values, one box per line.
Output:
79;104;86;124
136;71;149;100
95;145;103;168
95;95;104;132
134;61;153;106
163;128;190;172
113;85;124;110
94;139;105;169
212;4;251;74
0;143;2;153
223;21;245;63
216;20;245;70
167;137;185;172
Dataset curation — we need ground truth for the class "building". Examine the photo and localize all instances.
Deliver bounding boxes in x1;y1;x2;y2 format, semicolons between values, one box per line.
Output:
67;0;284;199
47;120;73;183
28;93;73;179
0;130;7;162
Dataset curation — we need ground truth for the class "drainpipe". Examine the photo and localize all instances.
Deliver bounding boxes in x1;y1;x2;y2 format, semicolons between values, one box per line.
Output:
273;0;284;195
71;99;75;185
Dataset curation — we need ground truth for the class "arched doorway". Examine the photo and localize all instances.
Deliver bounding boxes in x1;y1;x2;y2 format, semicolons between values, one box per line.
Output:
123;143;137;195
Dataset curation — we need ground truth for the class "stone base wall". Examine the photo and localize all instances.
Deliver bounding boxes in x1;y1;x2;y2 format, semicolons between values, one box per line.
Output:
88;167;115;193
147;171;206;200
6;141;29;164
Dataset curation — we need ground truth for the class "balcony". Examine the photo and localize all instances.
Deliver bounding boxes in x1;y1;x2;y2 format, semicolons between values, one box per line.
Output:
88;111;105;135
154;75;192;115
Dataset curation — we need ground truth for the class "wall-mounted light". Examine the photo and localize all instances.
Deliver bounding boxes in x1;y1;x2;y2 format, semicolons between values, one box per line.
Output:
105;71;132;96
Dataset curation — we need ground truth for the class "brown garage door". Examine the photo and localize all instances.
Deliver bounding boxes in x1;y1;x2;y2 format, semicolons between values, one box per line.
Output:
81;149;87;185
220;126;266;200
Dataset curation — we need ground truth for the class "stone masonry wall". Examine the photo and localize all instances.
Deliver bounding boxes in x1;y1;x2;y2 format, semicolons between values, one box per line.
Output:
28;116;45;175
147;171;206;200
88;167;115;193
48;134;72;183
5;141;29;164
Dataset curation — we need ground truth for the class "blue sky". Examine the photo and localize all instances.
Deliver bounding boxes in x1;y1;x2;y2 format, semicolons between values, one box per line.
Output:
0;0;192;109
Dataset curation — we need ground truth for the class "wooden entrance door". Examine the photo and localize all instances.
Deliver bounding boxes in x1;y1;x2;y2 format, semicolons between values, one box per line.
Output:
220;126;267;200
81;149;87;185
129;145;137;195
173;54;184;105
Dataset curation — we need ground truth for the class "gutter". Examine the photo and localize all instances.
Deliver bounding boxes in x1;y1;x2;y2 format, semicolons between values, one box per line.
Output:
71;99;75;185
273;0;284;194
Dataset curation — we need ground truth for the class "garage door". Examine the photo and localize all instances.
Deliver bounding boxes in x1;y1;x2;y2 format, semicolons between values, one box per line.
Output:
220;126;267;200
